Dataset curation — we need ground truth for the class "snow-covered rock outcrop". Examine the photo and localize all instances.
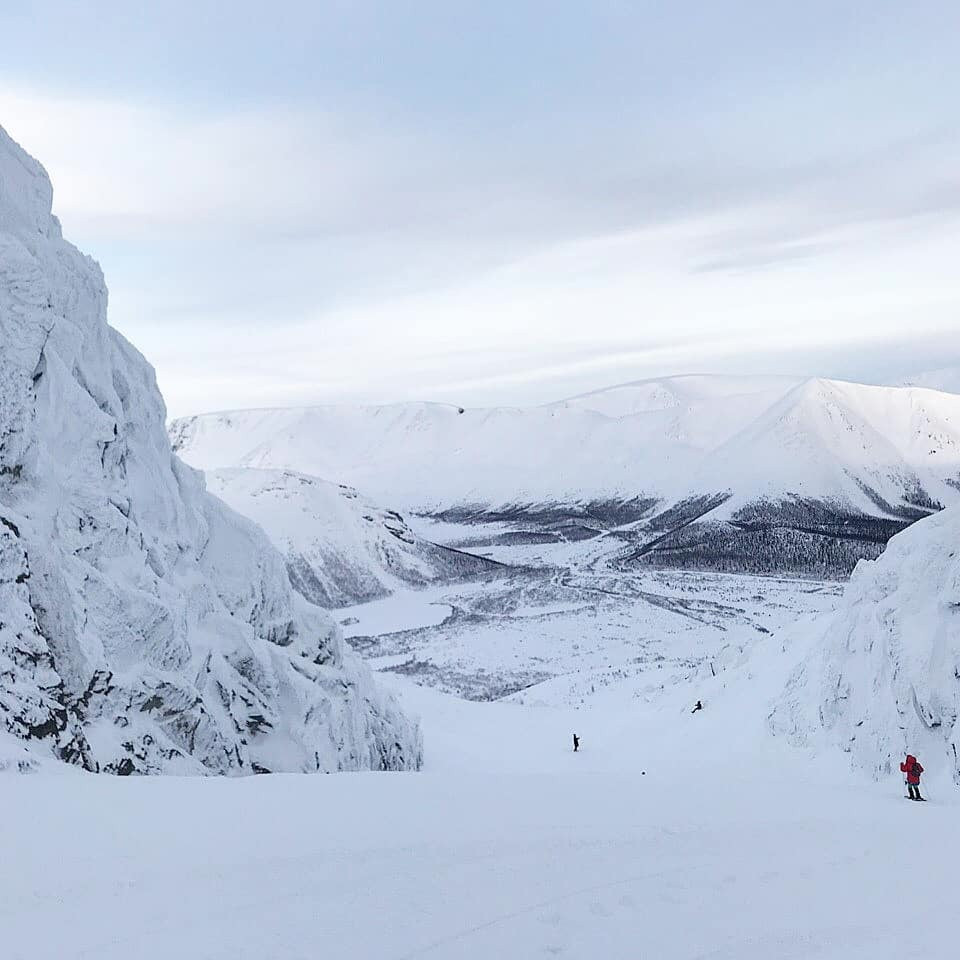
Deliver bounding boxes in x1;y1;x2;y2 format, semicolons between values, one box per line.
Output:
0;125;421;774
770;505;960;783
207;468;501;608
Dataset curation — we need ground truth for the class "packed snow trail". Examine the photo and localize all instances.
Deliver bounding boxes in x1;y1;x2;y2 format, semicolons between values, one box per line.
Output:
3;675;956;960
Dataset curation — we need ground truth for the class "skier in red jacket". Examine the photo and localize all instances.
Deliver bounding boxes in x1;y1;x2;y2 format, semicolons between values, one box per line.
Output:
900;754;925;801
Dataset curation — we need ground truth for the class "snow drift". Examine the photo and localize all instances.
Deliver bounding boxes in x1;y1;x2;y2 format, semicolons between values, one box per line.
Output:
0;125;420;774
207;467;501;608
770;504;960;783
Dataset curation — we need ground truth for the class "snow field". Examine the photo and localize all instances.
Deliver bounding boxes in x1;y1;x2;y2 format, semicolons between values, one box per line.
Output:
3;672;955;960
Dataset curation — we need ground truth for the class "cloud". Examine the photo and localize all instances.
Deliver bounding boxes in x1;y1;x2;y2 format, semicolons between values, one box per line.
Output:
1;86;959;418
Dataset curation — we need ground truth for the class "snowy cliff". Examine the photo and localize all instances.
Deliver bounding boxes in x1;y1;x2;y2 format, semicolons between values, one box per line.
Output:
0;125;421;774
770;505;960;783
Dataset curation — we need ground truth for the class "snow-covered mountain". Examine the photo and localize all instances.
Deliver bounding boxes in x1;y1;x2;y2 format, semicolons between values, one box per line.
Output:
0;125;420;774
769;503;960;784
171;375;960;578
207;468;501;608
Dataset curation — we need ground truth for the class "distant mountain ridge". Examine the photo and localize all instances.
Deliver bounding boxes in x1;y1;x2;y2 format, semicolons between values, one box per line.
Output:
170;375;960;579
898;366;960;396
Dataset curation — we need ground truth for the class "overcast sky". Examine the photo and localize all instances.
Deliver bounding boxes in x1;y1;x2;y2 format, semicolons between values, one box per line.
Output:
2;2;959;416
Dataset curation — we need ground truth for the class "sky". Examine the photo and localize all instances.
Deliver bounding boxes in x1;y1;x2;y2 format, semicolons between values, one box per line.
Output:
1;1;959;417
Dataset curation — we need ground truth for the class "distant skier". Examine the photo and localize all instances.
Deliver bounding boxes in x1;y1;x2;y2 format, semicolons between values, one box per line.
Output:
691;700;703;714
900;754;925;801
573;733;580;753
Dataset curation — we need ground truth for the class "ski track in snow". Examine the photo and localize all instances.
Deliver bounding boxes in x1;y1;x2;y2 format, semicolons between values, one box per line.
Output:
6;521;954;958
4;673;957;960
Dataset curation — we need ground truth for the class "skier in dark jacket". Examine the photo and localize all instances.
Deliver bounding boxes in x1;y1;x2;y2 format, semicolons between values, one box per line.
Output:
691;700;703;714
573;733;580;753
900;754;924;800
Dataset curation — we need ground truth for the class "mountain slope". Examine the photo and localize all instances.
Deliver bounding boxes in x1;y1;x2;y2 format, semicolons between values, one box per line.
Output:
769;504;960;783
170;375;960;578
207;468;501;608
0;125;420;774
171;376;960;512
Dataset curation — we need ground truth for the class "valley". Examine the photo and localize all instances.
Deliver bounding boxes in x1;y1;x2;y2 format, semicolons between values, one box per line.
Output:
341;520;842;705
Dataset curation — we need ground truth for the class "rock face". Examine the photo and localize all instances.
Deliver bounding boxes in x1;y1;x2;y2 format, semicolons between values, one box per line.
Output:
0;125;421;774
770;505;960;783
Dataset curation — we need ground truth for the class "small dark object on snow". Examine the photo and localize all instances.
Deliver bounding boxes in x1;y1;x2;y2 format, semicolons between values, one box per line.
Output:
901;754;925;800
573;734;580;752
691;700;703;714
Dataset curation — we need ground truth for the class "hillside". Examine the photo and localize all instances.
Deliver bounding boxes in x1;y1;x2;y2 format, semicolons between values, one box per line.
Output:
171;375;960;578
0;125;420;774
207;468;501;608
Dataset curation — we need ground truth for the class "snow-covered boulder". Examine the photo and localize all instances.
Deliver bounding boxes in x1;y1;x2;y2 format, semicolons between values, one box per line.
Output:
0;124;421;774
769;505;960;783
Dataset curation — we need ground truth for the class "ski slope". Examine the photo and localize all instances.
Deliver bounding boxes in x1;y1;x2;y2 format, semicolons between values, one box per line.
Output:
3;671;957;960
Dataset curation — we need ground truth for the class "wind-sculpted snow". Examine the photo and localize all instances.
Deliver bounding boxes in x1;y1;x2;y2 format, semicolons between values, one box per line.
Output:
770;505;960;783
207;467;502;608
0;125;420;774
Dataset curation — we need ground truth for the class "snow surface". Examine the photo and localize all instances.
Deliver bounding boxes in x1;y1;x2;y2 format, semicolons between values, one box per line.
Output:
170;375;960;516
0;125;419;774
3;667;957;960
5;500;955;954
